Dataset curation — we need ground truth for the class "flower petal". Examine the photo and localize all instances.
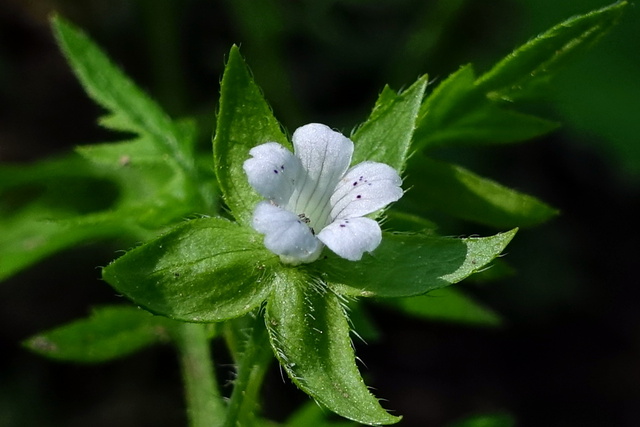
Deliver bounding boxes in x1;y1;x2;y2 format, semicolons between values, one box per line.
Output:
288;124;354;227
243;142;302;206
317;217;381;261
253;201;323;264
329;161;403;220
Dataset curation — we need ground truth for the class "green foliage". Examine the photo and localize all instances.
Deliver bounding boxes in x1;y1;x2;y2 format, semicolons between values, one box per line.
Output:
403;156;557;228
213;45;289;226
351;76;428;171
103;217;277;322
53;16;195;169
415;65;559;149
22;306;175;363
476;1;628;100
265;269;400;425
7;2;629;426
318;229;516;298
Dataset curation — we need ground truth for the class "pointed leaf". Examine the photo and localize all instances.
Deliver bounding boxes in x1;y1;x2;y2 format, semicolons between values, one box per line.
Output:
414;65;558;150
23;306;174;363
102;217;278;322
265;269;400;425
51;16;192;169
403;156;557;228
213;45;288;226
352;75;428;171
316;229;517;298
476;1;629;100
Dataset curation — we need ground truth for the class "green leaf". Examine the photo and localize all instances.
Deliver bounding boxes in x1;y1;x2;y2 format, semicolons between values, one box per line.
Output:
51;16;192;167
414;65;558;150
76;137;163;167
412;0;629;151
384;287;502;327
403;156;558;228
213;45;288;226
317;229;517;298
102;217;278;322
23;306;173;363
265;269;400;425
352;75;428;171
476;1;629;100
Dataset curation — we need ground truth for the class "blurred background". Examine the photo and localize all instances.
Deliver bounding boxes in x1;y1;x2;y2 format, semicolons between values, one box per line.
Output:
1;1;639;426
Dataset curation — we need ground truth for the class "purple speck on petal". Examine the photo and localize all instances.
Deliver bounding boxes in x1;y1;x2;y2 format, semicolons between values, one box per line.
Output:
340;224;346;228
273;170;279;174
356;195;362;199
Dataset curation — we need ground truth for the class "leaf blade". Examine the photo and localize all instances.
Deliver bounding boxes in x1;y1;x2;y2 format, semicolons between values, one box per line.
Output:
317;229;517;298
403;156;558;228
213;45;288;226
352;75;428;171
265;269;400;425
102;217;278;322
23;306;174;363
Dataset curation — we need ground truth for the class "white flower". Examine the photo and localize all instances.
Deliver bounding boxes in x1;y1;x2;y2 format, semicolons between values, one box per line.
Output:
243;123;403;265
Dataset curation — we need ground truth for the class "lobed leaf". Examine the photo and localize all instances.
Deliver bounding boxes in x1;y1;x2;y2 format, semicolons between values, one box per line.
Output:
317;229;517;298
403;156;558;228
213;45;288;226
265;269;400;425
23;306;174;363
102;217;278;322
51;16;193;166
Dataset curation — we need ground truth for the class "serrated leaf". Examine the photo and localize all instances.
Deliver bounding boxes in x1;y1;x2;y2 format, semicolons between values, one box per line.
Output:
385;287;502;327
51;16;193;170
213;45;288;226
102;217;278;322
414;65;558;150
352;75;428;171
316;229;517;298
23;306;173;363
265;269;400;425
476;1;629;100
403;156;557;228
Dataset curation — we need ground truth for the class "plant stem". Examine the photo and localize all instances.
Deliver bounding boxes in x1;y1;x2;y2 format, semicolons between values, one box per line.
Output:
175;322;226;427
223;315;273;427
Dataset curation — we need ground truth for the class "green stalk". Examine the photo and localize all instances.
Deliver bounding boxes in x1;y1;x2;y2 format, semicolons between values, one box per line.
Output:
223;315;273;427
175;322;226;427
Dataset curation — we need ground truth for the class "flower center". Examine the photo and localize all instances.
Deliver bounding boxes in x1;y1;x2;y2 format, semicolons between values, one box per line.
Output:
288;179;335;233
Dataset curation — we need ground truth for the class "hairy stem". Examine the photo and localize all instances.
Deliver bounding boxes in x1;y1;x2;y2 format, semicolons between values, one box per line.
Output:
223;314;273;427
175;322;225;427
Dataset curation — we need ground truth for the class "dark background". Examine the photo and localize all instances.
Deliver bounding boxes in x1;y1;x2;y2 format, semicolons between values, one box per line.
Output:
1;1;639;426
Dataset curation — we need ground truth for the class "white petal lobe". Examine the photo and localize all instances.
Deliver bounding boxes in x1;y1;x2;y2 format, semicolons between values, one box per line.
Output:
330;161;403;220
317;217;382;261
289;124;354;225
243;143;302;206
253;202;322;263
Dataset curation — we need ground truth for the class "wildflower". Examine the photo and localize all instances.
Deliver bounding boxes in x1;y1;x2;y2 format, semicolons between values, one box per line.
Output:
243;123;403;264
